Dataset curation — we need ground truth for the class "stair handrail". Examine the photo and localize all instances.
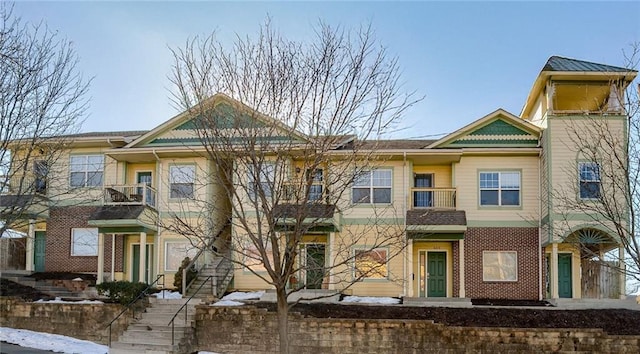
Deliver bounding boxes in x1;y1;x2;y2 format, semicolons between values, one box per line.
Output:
168;275;213;346
106;274;165;347
183;220;231;295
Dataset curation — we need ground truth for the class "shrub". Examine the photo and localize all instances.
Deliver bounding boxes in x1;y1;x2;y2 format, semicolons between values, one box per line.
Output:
96;280;149;305
174;257;198;294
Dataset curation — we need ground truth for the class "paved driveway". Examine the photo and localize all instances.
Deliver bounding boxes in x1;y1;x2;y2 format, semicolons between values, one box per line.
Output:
0;342;56;354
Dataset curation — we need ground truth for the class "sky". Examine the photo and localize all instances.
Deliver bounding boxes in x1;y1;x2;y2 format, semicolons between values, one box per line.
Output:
12;1;640;139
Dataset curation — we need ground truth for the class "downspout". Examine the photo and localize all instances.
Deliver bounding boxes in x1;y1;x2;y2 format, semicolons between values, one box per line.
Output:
538;146;543;300
402;152;407;297
153;149;162;285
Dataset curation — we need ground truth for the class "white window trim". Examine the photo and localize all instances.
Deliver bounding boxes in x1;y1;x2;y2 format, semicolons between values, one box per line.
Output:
578;162;601;200
479;171;521;207
164;241;198;272
353;247;389;280
247;163;276;202
482;250;518;282
352;168;393;204
71;228;98;256
169;164;196;199
69;154;104;188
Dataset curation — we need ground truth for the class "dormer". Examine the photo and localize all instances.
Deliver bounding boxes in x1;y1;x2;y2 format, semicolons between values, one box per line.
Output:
520;56;637;127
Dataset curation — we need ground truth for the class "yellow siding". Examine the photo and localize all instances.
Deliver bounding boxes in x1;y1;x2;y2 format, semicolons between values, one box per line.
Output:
454;155;539;222
412;241;454;297
412;165;452;188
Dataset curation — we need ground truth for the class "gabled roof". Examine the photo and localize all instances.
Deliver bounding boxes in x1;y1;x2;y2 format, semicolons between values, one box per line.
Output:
124;93;308;149
543;56;631;73
427;109;541;149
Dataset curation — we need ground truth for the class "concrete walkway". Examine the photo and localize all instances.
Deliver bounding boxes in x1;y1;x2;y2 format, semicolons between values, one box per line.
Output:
0;342;56;354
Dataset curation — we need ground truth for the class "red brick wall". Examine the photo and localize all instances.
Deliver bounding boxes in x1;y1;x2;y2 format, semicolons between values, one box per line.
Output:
452;241;459;297
464;227;539;300
45;206;124;273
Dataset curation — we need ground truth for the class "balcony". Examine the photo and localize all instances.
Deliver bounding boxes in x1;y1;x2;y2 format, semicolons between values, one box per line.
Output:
103;184;157;209
0;175;47;196
410;188;456;209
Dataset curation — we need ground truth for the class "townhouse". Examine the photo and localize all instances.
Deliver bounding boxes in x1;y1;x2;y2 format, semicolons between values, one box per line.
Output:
1;56;636;300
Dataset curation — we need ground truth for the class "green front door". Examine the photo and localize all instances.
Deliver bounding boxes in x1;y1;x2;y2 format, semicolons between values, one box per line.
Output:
558;253;573;298
34;231;46;272
132;244;153;283
305;244;325;289
427;252;446;297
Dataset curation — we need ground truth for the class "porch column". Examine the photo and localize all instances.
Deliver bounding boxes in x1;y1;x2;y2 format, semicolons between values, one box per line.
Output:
459;239;465;298
97;233;105;284
139;231;147;283
619;246;626;299
407;239;413;297
25;219;35;271
111;234;116;281
328;232;335;290
550;243;559;299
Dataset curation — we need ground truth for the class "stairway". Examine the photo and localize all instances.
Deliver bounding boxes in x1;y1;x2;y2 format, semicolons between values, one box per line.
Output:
110;297;200;354
1;273;88;300
186;256;233;301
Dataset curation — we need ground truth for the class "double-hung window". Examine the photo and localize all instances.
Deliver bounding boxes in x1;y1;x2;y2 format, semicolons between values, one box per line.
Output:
70;155;103;188
170;165;195;198
479;171;520;206
579;162;600;199
483;251;517;281
352;169;392;204
307;169;323;201
354;248;388;279
248;163;275;202
71;228;98;256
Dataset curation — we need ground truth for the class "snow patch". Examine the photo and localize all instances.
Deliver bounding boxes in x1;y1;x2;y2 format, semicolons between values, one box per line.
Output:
211;300;245;306
341;296;401;304
0;327;108;353
220;291;264;301
34;297;103;304
152;290;182;299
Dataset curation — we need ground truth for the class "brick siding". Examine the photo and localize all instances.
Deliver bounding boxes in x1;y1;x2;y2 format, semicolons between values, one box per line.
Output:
45;206;124;273
464;227;539;300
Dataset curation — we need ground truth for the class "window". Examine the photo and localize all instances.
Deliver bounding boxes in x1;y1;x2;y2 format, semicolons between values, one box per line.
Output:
413;173;434;207
479;171;520;206
70;155;103;188
71;228;98;256
483;251;517;281
307;169;323;201
248;163;275;202
354;248;388;279
34;160;48;194
164;242;198;271
0;150;9;193
244;243;274;272
170;165;195;198
579;162;600;199
352;169;392;204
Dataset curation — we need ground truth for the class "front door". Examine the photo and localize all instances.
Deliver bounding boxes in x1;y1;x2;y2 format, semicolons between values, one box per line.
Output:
558;253;573;298
132;244;154;284
419;251;447;297
304;244;325;289
34;231;46;272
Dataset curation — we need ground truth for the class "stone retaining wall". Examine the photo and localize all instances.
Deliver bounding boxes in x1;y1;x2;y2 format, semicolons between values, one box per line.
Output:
0;298;132;345
195;306;640;353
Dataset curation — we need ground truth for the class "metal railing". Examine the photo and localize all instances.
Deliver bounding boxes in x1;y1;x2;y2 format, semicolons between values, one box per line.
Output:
106;274;164;347
182;221;231;295
104;183;157;209
167;276;213;346
410;188;456;209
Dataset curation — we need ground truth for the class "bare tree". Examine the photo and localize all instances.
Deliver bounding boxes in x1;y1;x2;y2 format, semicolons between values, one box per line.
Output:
553;45;640;295
167;21;418;353
0;4;90;235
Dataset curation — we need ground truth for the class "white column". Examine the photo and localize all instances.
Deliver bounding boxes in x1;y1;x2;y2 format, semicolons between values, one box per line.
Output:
97;233;105;284
407;239;414;297
111;234;116;281
139;232;147;283
459;239;465;298
550;243;559;299
25;220;35;271
619;246;626;299
328;232;335;290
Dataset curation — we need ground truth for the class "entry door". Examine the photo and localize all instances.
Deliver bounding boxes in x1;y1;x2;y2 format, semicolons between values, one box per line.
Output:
136;172;153;204
558;253;573;298
34;231;46;272
132;244;154;284
304;244;325;289
419;251;447;297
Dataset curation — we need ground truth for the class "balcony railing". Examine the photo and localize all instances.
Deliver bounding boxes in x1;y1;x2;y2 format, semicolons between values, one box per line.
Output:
0;175;47;196
104;184;157;209
410;188;456;209
281;181;325;203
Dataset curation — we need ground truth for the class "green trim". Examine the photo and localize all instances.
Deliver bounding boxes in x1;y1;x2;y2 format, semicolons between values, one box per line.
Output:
406;225;467;232
274;225;338;233
97;226;152;234
477;169;523;209
88;218;157;232
447;139;538;147
408;232;464;240
146;136;298;147
466;220;538;227
545;126;553;244
341;217;403;225
470;119;532;136
54;200;102;207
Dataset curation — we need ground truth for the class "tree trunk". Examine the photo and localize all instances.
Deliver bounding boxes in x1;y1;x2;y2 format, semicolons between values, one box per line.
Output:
276;286;290;354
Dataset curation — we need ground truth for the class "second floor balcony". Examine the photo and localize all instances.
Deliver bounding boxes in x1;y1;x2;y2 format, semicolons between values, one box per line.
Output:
410;187;456;210
103;184;157;210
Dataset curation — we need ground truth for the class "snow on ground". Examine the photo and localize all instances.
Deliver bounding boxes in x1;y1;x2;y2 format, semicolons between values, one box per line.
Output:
341;296;401;304
34;297;103;304
0;327;108;353
151;290;182;299
210;291;264;306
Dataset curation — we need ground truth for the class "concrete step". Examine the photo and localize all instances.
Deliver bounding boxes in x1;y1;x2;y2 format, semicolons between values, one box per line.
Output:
110;341;178;353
